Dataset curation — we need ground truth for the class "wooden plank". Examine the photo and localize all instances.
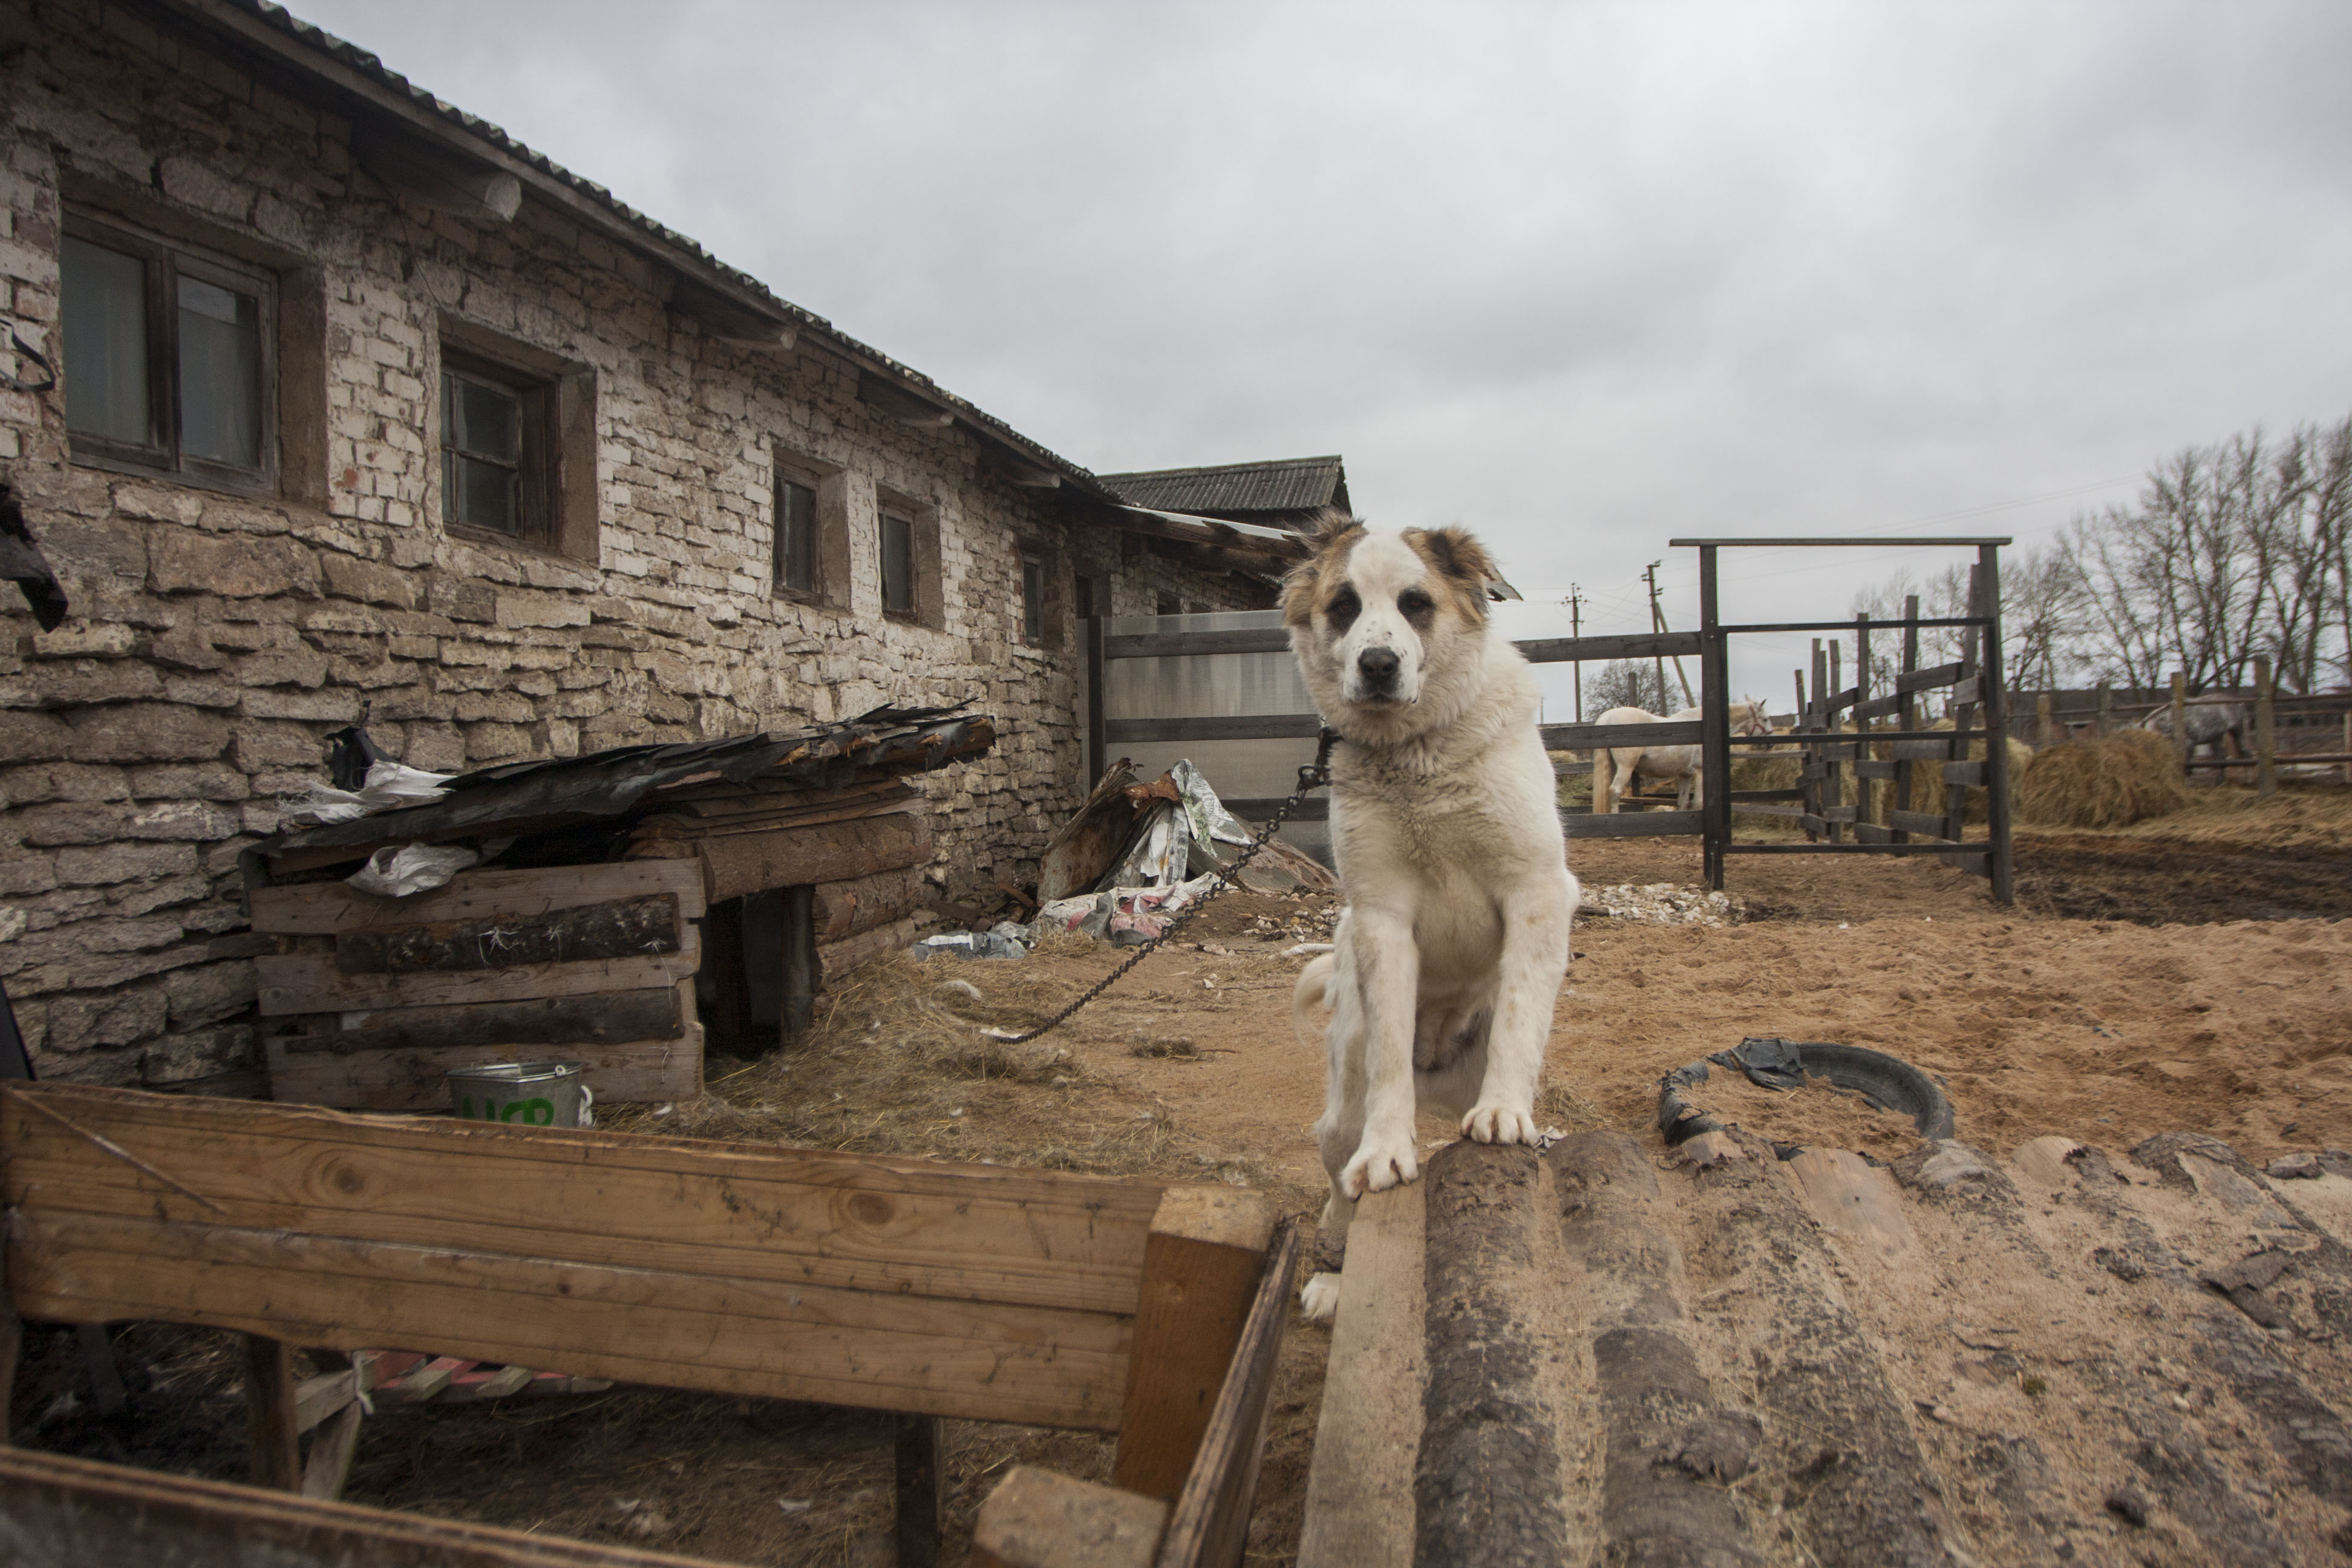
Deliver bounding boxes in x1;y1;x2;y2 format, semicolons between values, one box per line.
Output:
11;1210;1134;1431
1155;1218;1301;1568
895;1414;944;1568
1895;660;1967;694
1538;719;1702;750
1103;629;1293;659
1851;692;1903;722
2;1085;1163;1319
273;988;684;1056
241;1334;301;1491
300;1399;362;1501
1890;737;1952;760
972;1466;1169;1568
335;895;682;977
1513;630;1700;664
1102;714;1324;744
699;813;931;903
257;935;699;1015
1562;809;1704;839
250;861;707;935
374;1356;468;1405
1852;822;1893;843
1852;759;1899;780
1888;809;1953;837
0;1448;735;1568
1114;1188;1278;1502
292;1368;358;1434
263;1025;702;1111
1942;760;1986;786
1818;805;1857;824
1296;1185;1424;1568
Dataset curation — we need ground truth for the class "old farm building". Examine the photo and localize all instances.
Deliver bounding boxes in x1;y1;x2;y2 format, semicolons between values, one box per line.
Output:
0;0;1319;1089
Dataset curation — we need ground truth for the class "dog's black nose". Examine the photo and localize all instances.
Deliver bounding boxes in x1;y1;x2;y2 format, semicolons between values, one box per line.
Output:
1357;647;1400;690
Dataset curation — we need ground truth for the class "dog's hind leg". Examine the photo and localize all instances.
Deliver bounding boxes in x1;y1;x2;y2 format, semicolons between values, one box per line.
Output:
1304;980;1367;1324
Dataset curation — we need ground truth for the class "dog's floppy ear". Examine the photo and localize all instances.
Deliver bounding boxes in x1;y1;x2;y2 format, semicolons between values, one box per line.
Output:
1284;510;1365;629
1412;526;1498;618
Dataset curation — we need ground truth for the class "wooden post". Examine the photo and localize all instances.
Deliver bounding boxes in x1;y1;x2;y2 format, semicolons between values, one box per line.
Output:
1699;545;1729;890
1976;544;2014;905
1083;614;1107;791
1821;639;1842;844
1593;740;1613;815
780;883;816;1042
1892;593;1919;844
895;1413;945;1568
1945;570;1982;852
2096;681;2112;737
2036;691;2054;748
2169;672;2189;777
241;1334;302;1492
1112;1187;1276;1503
2344;710;2350;787
1852;611;1873;831
2255;654;2278;800
1298;1187;1423;1568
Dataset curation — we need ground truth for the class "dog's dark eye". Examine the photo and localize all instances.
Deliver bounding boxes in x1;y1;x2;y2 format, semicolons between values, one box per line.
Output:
1327;587;1361;632
1398;589;1435;626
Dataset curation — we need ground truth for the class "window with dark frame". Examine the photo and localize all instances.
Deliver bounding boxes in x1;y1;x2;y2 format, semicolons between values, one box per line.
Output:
1155;592;1180;617
1073;573;1096;622
1021;557;1046;646
775;473;818;593
60;214;276;493
437;346;562;549
881;510;916;619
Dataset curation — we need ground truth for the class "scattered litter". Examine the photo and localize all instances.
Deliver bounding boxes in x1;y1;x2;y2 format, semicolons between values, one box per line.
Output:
284;759;456;826
935;979;984;1002
777;1498;812;1514
1579;883;1744;927
913;927;1030;961
345;840;480;898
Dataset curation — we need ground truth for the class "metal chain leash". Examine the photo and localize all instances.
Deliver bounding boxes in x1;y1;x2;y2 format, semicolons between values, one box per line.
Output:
993;729;1339;1046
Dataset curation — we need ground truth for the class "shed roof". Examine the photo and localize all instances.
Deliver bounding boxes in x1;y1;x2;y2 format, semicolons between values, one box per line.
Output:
1098;457;1350;520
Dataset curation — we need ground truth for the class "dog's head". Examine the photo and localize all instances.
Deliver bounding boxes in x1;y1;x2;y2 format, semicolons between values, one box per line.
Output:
1282;512;1499;737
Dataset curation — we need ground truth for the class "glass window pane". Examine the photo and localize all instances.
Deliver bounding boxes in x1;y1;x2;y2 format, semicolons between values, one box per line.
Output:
882;513;913;615
62;237;151;445
458;455;518;534
452;374;518;461
1022;560;1044;643
178;274;261;466
777;479;816;591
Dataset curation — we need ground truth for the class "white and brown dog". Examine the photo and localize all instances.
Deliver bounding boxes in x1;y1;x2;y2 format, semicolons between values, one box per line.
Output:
1286;514;1577;1321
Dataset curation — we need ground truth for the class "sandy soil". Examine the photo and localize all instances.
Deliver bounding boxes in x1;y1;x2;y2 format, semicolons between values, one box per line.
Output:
19;785;2352;1566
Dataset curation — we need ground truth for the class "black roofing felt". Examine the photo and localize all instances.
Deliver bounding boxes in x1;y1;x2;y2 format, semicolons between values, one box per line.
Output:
263;707;994;855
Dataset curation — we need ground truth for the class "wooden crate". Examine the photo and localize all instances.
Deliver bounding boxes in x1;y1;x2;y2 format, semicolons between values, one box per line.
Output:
250;861;707;1109
1;1085;1296;1568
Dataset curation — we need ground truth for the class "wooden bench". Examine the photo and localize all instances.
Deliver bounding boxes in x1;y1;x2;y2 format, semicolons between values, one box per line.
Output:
0;1084;1298;1567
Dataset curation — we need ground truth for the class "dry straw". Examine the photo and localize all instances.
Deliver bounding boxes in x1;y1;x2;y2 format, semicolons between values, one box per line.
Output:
2017;728;2190;829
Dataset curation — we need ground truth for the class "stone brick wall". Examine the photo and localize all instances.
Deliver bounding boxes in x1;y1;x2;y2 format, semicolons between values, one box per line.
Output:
0;0;1264;1089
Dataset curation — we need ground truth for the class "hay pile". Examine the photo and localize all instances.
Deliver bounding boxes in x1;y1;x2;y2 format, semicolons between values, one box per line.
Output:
2019;728;2190;829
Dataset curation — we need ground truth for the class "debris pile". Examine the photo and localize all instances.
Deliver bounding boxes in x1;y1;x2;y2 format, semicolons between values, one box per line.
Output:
1579;883;1744;927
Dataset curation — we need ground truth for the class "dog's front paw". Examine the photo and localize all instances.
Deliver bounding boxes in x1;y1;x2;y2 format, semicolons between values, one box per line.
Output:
1461;1102;1540;1145
1341;1136;1419;1197
1300;1271;1342;1322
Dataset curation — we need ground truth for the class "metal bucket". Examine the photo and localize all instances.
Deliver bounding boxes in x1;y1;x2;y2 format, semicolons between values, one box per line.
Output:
447;1060;592;1128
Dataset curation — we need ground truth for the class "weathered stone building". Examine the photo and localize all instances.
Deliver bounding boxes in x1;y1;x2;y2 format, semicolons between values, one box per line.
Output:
0;0;1307;1088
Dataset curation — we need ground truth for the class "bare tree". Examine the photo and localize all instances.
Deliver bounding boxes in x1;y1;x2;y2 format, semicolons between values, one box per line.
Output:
1586;659;1674;715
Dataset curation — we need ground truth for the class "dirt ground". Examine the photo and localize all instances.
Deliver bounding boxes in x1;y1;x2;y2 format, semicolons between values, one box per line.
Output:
17;782;2352;1566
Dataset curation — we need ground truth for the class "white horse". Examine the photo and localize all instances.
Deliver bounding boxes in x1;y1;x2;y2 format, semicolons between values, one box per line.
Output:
1597;697;1771;812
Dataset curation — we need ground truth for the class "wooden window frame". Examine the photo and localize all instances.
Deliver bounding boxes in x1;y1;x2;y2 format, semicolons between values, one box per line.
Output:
436;342;581;560
769;449;849;609
1020;554;1047;647
62;210;279;498
774;469;819;596
876;491;944;630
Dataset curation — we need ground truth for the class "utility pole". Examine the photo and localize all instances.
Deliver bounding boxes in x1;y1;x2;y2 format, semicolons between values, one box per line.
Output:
1568;584;1584;722
1644;562;1695;711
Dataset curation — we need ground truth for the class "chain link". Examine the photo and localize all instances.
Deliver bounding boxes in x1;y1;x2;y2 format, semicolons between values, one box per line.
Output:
993;731;1337;1046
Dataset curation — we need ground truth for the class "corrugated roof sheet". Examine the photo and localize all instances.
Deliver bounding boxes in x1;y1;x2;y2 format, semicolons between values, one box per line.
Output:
1099;457;1348;517
192;1;1109;495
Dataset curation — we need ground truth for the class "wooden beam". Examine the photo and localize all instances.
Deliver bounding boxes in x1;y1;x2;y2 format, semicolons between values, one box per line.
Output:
1154;1217;1300;1568
261;1018;702;1111
895;1414;945;1568
255;939;701;1015
972;1466;1168;1568
1142;535;1295;578
241;1334;302;1491
269;988;685;1056
0;1446;727;1567
781;884;816;1043
251;862;707;935
1298;1186;1423;1568
353;128;521;221
300;1400;362;1501
1113;1187;1277;1501
1108;509;1308;563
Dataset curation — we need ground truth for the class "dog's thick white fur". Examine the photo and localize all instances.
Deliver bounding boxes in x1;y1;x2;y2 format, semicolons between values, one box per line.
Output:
1282;515;1577;1322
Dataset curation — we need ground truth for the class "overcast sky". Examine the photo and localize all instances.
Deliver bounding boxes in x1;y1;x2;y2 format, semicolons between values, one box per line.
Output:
299;0;2352;707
